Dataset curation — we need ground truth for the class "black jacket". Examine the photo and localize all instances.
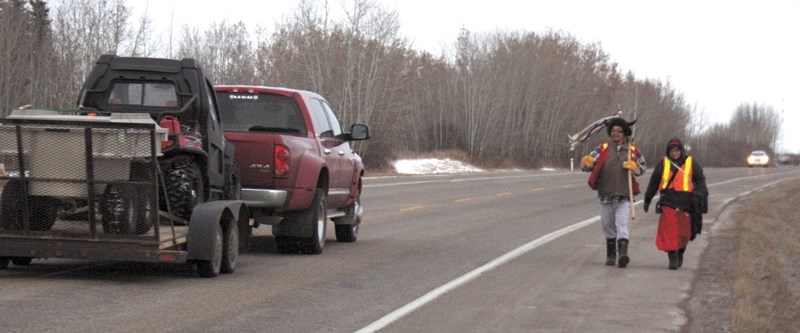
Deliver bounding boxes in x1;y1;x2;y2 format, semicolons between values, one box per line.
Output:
644;138;709;240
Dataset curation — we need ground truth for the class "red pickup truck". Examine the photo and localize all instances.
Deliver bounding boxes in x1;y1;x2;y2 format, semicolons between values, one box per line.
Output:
215;85;370;254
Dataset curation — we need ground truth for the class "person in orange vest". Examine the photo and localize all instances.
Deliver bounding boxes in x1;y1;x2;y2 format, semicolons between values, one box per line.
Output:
581;118;646;268
643;137;708;270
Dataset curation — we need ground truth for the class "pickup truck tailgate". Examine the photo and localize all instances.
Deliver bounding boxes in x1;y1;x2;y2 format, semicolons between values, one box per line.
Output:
224;132;275;187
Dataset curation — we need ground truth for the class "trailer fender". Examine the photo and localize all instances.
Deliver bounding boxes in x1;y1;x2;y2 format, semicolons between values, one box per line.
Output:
187;200;249;260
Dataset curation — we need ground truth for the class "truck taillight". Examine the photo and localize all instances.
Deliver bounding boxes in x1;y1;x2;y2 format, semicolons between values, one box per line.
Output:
275;145;290;178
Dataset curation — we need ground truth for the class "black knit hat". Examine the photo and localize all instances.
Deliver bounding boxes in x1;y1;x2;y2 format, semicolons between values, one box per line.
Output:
605;118;637;137
665;137;686;159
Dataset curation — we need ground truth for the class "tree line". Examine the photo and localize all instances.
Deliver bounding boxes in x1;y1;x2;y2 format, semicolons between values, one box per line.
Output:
0;0;783;169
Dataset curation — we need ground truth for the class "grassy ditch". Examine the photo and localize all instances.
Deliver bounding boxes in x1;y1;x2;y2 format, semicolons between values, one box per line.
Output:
731;178;800;331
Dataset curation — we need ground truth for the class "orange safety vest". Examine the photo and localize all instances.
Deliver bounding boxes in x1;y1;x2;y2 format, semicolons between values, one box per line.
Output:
660;156;693;192
588;142;640;195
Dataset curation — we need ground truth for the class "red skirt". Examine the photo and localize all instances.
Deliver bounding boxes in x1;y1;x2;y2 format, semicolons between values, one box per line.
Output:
655;206;691;251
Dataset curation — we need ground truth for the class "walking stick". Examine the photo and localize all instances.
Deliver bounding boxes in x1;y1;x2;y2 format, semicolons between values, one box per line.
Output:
627;136;636;220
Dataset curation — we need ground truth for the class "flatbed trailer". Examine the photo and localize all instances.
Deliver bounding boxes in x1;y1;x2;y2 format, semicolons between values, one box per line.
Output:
0;114;250;277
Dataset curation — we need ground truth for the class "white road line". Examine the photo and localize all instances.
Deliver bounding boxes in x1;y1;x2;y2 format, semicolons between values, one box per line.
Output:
355;215;600;333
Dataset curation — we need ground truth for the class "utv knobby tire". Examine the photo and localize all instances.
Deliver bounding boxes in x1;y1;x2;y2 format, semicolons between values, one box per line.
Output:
164;162;204;221
333;184;362;243
196;225;223;278
101;184;152;235
298;189;326;255
1;181;58;231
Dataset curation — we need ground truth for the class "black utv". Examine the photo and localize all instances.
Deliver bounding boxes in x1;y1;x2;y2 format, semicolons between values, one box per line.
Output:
77;54;240;232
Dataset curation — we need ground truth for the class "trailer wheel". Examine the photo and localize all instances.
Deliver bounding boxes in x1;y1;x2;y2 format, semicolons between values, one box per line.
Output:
165;162;204;220
333;185;362;243
1;181;58;231
11;257;33;266
101;184;152;235
196;225;223;278
221;219;239;274
1;257;9;269
299;189;326;254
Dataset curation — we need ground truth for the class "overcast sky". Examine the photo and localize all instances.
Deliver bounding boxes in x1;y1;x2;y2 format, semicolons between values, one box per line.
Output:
134;0;800;153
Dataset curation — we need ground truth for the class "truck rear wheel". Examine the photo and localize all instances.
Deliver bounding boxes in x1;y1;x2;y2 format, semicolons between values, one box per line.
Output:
1;181;59;231
299;189;326;254
275;236;299;254
196;225;223;278
164;162;204;220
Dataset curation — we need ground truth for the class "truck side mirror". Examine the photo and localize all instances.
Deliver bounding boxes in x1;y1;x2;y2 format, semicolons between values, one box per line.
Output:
350;124;370;140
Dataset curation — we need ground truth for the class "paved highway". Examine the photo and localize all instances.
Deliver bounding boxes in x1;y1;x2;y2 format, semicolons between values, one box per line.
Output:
1;166;797;332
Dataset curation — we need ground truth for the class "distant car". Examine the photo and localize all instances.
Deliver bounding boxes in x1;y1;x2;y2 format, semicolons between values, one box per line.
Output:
776;153;800;166
746;150;770;167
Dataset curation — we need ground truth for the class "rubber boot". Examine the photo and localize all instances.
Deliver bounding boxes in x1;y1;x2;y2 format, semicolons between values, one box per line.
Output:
668;251;678;270
677;247;685;268
605;238;616;266
617;238;629;268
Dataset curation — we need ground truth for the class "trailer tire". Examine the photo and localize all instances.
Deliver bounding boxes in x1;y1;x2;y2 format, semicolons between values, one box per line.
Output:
298;189;326;254
196;225;223;278
101;184;152;235
221;219;239;274
165;162;204;220
1;181;58;231
0;257;8;269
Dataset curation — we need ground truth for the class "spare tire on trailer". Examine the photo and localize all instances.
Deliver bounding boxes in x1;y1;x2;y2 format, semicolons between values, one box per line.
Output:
101;183;153;235
1;180;59;231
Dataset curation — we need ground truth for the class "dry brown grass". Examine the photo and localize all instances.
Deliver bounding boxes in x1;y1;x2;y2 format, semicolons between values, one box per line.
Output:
731;179;800;332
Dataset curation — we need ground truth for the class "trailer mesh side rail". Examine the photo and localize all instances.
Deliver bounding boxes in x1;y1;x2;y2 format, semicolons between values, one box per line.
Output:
0;117;187;262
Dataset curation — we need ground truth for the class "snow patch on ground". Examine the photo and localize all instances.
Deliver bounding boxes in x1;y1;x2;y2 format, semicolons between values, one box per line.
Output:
392;158;483;175
392;158;560;175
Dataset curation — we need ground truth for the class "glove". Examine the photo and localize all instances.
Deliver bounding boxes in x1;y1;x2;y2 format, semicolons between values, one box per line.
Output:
643;199;651;213
581;155;596;168
622;160;639;171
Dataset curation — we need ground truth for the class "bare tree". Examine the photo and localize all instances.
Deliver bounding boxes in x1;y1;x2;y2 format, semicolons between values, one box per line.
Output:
176;20;256;84
49;0;154;108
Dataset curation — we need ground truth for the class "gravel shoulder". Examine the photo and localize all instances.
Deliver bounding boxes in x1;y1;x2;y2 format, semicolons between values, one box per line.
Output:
683;178;800;332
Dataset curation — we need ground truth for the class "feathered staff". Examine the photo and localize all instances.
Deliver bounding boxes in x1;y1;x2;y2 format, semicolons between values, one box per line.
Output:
567;110;623;150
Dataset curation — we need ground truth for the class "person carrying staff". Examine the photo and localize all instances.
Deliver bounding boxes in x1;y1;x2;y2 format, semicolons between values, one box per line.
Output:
581;118;645;268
